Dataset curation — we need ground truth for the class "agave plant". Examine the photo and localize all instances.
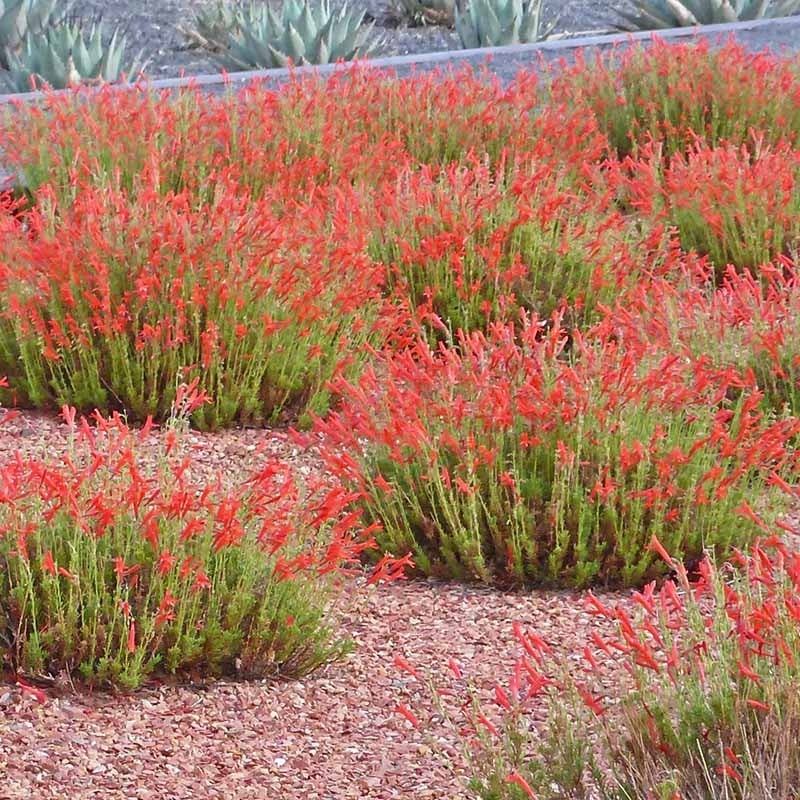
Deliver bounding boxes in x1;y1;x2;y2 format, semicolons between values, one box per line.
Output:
392;0;455;26
2;21;146;92
178;0;242;52
615;0;800;29
0;0;65;68
455;0;554;47
216;0;381;70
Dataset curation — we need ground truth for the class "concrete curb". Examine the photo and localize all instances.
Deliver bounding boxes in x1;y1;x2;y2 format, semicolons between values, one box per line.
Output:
0;14;799;103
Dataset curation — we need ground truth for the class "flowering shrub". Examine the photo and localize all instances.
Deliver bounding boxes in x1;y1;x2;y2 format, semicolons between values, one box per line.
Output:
310;313;800;588
612;138;800;275
594;261;800;420
0;387;381;690
394;536;800;799
0;65;599;209
550;38;800;161
367;156;634;340
0;176;387;429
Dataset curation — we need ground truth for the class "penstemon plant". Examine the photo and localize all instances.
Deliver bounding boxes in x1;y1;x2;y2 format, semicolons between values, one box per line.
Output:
0;173;387;429
547;38;800;161
310;311;800;589
368;155;633;341
0;384;382;690
592;261;800;421
393;536;800;799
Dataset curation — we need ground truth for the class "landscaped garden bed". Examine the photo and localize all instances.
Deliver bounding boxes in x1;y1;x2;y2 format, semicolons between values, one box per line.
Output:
1;33;800;799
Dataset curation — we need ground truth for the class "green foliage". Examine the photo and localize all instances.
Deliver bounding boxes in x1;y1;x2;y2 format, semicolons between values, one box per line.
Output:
366;159;630;342
178;0;242;52
615;0;800;29
547;39;800;162
398;542;800;799
215;0;381;70
2;21;145;92
0;0;61;69
0;405;359;690
455;0;553;49
315;317;799;589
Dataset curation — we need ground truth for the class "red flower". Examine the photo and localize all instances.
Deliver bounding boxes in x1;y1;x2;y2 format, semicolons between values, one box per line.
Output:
506;770;536;798
41;551;56;576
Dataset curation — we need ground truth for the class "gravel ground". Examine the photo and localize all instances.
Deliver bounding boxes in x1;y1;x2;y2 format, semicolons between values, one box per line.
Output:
72;0;619;79
0;409;634;800
1;409;796;798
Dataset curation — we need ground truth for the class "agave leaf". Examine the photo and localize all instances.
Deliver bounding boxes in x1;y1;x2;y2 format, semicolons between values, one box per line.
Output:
741;0;770;16
677;0;715;20
71;27;91;72
102;31;124;79
518;10;536;40
329;13;364;56
42;43;67;86
315;11;336;45
232;28;272;68
250;27;278;65
711;0;741;21
617;0;797;29
26;0;58;31
267;41;291;67
266;3;283;34
311;0;328;27
455;6;479;46
480;0;504;44
276;24;306;65
0;0;28;48
659;0;700;24
616;5;681;28
295;1;317;42
310;27;328;62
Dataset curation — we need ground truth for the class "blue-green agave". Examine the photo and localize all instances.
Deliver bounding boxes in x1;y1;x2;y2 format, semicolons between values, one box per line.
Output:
0;0;64;68
455;0;554;48
216;0;382;70
179;0;241;52
2;22;146;92
615;0;800;29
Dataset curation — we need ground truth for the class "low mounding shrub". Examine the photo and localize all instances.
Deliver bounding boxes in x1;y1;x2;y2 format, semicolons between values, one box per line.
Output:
394;536;800;800
0;177;387;429
548;38;800;161
0;65;596;209
367;156;634;340
0;385;379;690
611;137;800;276
594;260;800;420
309;313;800;589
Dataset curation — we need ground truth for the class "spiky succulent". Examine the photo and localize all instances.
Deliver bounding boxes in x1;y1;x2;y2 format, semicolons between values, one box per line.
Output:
393;0;455;26
178;0;242;52
0;0;65;68
615;0;800;29
2;21;146;92
455;0;554;47
215;0;381;70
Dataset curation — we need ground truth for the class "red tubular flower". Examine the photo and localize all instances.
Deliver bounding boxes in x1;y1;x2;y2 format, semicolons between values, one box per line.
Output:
506;770;536;798
41;550;57;576
393;654;422;680
394;703;421;729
